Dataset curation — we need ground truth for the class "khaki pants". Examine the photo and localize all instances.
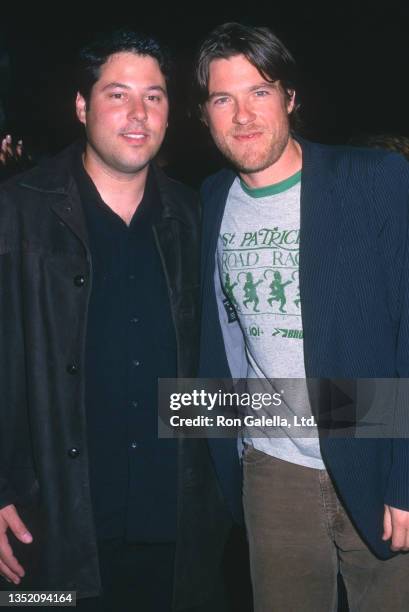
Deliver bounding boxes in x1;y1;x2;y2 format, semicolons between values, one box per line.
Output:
243;445;409;612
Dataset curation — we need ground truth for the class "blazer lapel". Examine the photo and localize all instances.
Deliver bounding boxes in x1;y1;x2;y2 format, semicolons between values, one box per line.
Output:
201;170;235;302
298;138;342;376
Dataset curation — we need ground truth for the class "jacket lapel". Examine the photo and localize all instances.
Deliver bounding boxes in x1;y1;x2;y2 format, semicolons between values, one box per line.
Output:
49;180;90;251
201;170;235;302
298;138;342;376
19;143;90;252
151;165;194;296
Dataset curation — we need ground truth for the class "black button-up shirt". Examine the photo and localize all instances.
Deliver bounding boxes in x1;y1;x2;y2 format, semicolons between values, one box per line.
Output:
73;153;178;542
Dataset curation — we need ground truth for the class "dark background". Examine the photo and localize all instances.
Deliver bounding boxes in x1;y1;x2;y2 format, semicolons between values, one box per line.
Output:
1;2;409;184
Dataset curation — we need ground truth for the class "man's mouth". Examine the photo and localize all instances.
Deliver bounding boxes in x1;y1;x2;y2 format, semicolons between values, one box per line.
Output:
232;132;263;142
121;132;149;143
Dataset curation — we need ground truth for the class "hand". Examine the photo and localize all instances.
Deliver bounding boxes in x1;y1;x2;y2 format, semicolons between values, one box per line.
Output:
383;504;409;551
0;504;32;585
0;134;24;166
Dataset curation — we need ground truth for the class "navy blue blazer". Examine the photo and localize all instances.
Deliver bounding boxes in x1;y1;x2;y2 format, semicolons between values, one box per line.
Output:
199;137;409;559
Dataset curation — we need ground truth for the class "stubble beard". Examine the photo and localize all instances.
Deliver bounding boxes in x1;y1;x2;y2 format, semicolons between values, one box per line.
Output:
213;129;291;175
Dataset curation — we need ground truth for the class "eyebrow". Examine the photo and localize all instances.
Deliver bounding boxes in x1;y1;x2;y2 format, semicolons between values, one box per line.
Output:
146;85;168;96
101;82;168;96
207;81;277;102
207;91;231;102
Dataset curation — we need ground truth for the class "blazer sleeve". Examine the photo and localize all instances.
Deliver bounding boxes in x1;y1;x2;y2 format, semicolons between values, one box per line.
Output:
377;153;409;509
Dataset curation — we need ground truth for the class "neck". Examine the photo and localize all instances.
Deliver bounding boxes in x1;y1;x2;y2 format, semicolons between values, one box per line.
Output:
240;136;302;189
83;146;148;226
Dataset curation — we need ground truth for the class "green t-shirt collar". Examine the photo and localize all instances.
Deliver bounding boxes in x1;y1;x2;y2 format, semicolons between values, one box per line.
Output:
240;169;302;198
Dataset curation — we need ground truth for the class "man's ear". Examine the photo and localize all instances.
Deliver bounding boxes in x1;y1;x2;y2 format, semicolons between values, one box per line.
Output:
287;90;296;114
199;104;208;127
76;92;87;125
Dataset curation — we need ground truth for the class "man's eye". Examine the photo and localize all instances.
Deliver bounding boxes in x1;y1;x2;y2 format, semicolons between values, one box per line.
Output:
146;95;161;102
109;93;125;100
254;90;269;97
214;97;229;106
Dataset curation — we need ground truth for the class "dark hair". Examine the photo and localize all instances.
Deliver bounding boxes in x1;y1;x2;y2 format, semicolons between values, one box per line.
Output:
195;22;299;126
77;28;172;104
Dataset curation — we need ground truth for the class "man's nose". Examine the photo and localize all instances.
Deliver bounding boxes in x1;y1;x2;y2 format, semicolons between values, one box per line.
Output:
127;98;148;122
232;99;256;125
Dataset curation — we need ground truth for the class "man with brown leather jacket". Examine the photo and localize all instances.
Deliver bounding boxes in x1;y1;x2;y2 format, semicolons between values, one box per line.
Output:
0;28;230;611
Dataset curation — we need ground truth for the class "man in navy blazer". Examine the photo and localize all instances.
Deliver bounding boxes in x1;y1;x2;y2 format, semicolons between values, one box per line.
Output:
196;22;409;611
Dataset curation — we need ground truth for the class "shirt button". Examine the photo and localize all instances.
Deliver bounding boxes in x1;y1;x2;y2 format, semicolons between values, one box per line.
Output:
130;317;139;324
68;447;80;458
131;400;138;408
129;274;135;281
74;275;86;287
132;360;141;367
66;363;78;375
130;441;138;449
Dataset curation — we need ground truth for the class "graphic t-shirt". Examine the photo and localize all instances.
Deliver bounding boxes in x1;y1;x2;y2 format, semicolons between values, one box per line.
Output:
217;172;325;469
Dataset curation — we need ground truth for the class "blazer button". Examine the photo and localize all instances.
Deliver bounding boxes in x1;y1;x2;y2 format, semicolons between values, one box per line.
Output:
68;448;80;459
66;363;78;375
74;275;86;287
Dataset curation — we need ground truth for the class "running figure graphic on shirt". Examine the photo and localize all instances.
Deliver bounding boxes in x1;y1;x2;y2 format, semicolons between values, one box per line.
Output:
224;273;239;309
241;272;263;312
264;270;292;313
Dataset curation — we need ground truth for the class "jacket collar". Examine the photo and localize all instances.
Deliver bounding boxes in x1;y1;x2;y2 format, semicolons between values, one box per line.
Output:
19;141;83;195
18;142;90;250
152;164;193;226
18;141;192;227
